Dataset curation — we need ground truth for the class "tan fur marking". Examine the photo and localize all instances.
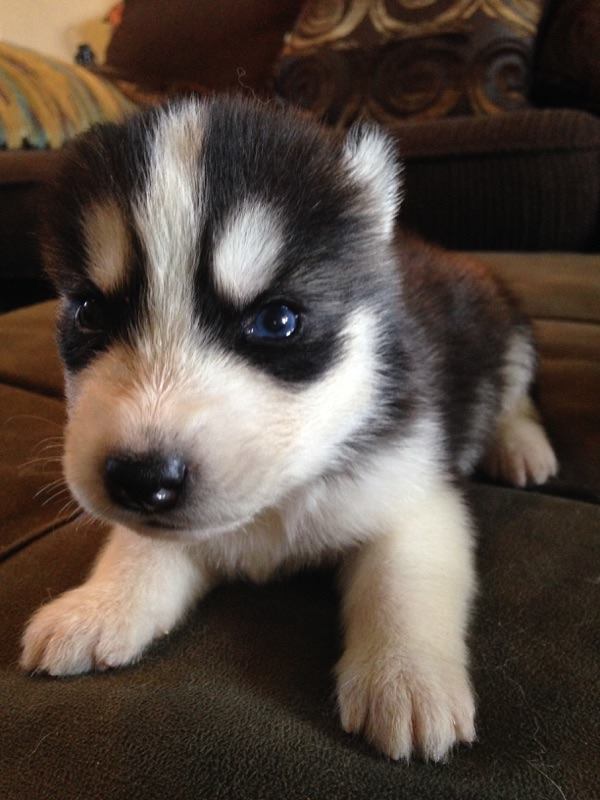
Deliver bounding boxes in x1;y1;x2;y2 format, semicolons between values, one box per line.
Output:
84;201;130;292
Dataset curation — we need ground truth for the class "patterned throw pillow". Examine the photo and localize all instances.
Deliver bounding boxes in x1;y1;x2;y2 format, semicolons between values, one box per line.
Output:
0;42;134;149
274;0;544;127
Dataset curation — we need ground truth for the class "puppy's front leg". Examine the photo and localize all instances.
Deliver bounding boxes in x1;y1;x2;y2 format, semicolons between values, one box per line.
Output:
336;481;476;761
21;525;207;675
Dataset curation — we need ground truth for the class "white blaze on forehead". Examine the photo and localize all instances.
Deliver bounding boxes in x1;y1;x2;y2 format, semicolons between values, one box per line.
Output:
213;202;284;306
83;200;130;292
133;101;206;331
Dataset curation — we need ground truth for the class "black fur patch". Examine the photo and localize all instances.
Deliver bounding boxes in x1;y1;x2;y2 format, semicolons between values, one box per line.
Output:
395;237;530;469
56;283;144;373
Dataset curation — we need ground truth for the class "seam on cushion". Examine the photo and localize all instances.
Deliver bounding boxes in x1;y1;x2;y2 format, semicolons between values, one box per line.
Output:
472;477;600;507
0;377;63;401
403;147;600;163
533;316;600;324
0;510;83;565
531;483;600;506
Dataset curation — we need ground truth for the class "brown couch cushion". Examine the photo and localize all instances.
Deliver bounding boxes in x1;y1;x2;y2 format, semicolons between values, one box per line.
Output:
0;302;71;555
274;0;544;127
0;385;73;558
1;485;599;799
0;300;62;397
104;0;304;94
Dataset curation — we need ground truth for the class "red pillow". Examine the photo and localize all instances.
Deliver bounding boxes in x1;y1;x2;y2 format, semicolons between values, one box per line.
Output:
104;0;303;94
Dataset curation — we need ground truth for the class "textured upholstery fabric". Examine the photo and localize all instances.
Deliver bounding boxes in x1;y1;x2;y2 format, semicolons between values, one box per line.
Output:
0;385;69;556
274;0;543;126
0;252;599;798
0;43;133;150
397;109;600;251
0;300;63;397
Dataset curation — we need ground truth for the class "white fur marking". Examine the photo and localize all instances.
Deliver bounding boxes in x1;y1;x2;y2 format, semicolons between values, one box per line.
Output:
213;202;284;305
133;101;205;340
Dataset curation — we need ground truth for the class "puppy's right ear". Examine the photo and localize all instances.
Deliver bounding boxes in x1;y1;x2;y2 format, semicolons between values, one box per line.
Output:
343;123;403;241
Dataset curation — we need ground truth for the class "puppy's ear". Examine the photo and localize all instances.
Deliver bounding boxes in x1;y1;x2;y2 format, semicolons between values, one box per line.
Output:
343;123;403;241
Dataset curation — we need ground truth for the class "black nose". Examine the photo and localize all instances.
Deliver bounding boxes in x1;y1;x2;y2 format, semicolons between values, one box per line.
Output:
104;454;187;513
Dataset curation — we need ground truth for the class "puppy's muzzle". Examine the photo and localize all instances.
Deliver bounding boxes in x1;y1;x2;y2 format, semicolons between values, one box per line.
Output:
104;453;187;513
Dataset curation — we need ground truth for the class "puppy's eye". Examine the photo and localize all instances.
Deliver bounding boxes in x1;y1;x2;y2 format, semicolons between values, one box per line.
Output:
243;302;299;342
75;298;105;333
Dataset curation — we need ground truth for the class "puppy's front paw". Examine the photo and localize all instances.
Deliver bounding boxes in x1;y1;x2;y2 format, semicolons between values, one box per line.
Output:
484;415;558;488
21;585;164;676
336;650;475;761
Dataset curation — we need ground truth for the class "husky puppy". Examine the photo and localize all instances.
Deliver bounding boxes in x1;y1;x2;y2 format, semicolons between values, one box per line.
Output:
21;96;557;761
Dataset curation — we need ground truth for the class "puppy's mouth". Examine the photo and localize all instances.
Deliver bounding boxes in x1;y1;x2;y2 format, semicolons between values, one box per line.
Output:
114;508;260;541
143;519;186;531
109;509;196;536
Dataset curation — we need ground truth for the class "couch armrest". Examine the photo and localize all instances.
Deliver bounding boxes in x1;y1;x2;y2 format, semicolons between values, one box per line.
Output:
395;109;600;252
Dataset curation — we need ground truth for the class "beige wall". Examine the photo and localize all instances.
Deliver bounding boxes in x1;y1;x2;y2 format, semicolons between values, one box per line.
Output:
1;0;114;63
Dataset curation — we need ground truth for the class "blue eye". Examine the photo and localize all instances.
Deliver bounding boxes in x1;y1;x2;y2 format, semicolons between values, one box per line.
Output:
244;303;299;342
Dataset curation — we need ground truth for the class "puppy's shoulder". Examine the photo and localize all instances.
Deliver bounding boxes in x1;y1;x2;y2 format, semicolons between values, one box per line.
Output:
393;231;519;328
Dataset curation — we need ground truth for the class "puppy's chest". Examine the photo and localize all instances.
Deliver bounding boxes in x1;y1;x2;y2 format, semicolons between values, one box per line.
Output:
201;497;359;583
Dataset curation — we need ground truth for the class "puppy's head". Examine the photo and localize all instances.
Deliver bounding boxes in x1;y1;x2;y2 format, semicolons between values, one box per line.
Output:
45;96;404;540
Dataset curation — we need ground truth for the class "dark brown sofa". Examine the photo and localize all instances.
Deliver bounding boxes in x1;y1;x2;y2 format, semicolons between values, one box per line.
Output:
1;1;600;797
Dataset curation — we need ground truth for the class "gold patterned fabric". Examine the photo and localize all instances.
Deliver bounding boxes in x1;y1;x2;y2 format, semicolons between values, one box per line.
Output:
274;0;543;126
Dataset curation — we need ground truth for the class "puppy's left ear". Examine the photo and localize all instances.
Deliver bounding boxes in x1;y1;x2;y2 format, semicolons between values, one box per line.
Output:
343;123;403;241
